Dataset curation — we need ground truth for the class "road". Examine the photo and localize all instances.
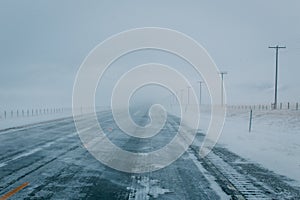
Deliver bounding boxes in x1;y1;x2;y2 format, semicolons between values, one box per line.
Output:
0;110;299;199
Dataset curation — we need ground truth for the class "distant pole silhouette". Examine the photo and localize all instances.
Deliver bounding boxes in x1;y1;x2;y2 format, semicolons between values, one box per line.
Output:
197;81;203;105
187;86;191;105
219;72;227;106
180;89;184;105
269;45;286;109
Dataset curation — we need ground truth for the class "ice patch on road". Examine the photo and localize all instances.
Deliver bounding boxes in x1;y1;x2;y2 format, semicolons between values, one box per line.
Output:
0;132;77;168
0;124;97;168
127;176;171;200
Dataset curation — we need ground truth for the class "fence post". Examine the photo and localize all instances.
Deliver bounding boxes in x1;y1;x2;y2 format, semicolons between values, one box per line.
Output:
4;111;6;119
280;103;282;109
288;102;290;109
296;103;299;110
249;109;253;132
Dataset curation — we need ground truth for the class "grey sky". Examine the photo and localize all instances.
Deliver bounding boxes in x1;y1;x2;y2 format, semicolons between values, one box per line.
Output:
1;0;300;109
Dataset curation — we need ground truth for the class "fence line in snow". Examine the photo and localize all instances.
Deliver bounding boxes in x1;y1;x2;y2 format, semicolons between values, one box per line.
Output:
0;108;66;120
227;102;299;111
0;106;110;120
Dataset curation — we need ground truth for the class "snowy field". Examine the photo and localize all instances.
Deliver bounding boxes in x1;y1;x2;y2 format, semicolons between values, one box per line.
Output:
216;108;300;184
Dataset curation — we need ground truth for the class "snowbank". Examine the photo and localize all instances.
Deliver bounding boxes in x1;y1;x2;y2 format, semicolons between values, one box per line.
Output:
215;108;300;183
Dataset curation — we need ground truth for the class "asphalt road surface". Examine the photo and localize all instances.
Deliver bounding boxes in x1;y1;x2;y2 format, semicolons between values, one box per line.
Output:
0;110;299;199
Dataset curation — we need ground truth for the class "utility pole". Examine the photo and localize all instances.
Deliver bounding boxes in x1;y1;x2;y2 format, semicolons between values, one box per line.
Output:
187;86;191;105
197;81;203;106
180;89;184;104
175;91;179;104
219;72;227;106
269;45;286;109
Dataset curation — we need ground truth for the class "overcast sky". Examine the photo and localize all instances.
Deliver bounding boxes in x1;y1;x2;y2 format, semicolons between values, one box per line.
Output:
1;0;300;109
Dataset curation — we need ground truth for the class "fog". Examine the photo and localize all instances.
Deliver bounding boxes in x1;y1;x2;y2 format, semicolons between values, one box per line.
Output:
1;0;300;110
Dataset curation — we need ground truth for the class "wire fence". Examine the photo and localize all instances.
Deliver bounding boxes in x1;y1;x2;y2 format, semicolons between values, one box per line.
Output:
227;102;299;111
1;103;298;120
0;108;66;120
0;106;112;121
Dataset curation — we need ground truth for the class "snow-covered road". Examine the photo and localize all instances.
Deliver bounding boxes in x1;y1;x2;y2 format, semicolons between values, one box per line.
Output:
0;110;299;199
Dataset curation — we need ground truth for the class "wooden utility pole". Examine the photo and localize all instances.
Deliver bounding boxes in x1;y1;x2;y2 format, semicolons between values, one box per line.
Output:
219;72;227;106
269;45;286;109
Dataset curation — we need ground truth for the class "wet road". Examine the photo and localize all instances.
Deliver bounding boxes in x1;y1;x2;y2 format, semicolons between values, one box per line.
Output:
0;110;299;199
